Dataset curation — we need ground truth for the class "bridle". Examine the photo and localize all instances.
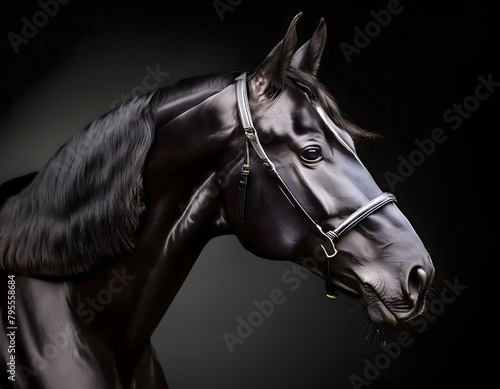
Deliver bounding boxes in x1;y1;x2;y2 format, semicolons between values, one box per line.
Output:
234;73;396;298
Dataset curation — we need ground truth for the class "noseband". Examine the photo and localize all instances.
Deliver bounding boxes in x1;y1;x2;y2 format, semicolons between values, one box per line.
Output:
234;73;396;298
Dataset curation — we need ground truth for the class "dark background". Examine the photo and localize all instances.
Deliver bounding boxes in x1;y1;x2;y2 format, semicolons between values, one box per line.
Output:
0;0;498;388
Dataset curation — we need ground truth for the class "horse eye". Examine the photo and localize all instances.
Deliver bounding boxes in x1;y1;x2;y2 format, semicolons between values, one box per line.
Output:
300;146;323;163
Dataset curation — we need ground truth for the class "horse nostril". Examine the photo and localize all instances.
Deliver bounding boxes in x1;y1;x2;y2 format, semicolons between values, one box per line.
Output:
407;266;428;303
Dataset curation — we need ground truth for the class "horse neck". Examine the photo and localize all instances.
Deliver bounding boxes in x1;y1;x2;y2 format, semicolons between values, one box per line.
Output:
88;84;242;346
143;82;240;242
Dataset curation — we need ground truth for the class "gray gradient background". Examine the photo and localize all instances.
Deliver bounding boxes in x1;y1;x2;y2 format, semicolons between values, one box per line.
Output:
1;1;498;388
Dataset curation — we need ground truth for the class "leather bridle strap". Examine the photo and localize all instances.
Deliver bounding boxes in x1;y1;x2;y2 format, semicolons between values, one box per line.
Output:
234;72;397;299
327;192;397;241
236;139;250;240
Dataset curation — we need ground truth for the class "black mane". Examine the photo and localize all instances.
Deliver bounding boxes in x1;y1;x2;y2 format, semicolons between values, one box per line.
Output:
0;73;237;277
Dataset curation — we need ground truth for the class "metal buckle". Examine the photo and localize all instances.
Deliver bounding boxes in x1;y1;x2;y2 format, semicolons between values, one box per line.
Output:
317;225;338;259
241;164;250;175
320;243;338;259
244;127;256;139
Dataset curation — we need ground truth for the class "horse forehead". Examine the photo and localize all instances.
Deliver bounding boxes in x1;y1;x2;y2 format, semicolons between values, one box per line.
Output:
261;90;324;136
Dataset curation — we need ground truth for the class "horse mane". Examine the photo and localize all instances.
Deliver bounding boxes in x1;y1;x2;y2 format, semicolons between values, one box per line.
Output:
286;67;378;141
0;72;238;277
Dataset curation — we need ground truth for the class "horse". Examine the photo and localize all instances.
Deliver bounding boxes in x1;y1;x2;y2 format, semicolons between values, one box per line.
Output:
0;13;435;389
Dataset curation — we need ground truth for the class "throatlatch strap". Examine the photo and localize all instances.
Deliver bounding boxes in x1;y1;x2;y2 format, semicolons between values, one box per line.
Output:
236;139;250;241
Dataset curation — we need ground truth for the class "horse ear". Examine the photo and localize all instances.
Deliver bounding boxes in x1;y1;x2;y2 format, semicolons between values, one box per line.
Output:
291;18;327;76
249;12;301;97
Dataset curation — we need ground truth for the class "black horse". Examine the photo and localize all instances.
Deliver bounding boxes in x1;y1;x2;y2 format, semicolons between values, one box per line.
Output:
0;13;434;389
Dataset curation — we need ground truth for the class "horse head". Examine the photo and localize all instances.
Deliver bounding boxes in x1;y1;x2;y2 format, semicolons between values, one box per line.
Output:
223;13;435;326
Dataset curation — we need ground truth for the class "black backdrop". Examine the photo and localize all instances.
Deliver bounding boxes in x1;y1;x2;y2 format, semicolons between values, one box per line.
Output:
0;1;498;388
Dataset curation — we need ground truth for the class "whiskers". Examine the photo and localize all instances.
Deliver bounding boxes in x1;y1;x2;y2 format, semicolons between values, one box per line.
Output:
423;281;442;312
349;303;398;353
